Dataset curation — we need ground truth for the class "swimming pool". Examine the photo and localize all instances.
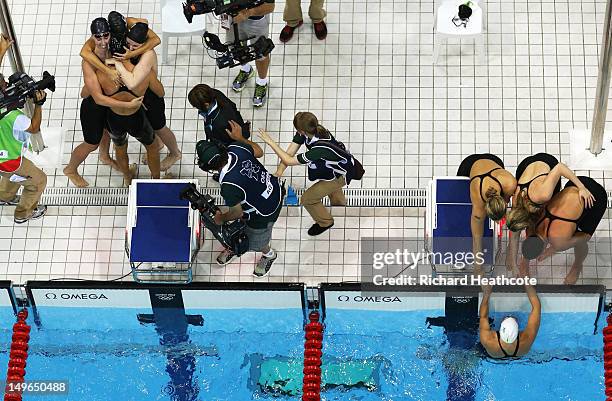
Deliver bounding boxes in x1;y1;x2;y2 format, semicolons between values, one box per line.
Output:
321;285;604;401
2;282;606;401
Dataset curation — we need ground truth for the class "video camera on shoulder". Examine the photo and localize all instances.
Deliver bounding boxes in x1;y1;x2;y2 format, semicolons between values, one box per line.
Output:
180;183;249;257
0;71;55;118
183;0;274;69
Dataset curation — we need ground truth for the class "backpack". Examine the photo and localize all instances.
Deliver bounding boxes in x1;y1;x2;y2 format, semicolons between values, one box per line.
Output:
312;136;365;181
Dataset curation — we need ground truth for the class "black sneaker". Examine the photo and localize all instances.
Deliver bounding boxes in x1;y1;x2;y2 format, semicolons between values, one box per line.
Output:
14;205;47;224
307;223;334;236
216;248;237;265
253;250;277;277
212;173;220;182
0;195;20;206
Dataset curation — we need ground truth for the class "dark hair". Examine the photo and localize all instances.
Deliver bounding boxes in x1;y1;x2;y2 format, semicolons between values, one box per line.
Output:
208;152;228;171
293;112;330;139
188;84;225;111
108;11;127;37
127;22;148;44
522;235;545;260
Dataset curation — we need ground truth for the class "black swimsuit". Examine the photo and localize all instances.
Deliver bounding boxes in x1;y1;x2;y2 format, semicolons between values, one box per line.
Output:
534;206;580;237
534;176;607;237
104;85;155;147
515;153;561;205
470;168;505;202
496;331;520;358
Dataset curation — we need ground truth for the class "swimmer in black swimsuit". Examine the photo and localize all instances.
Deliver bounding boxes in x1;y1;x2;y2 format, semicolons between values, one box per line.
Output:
520;176;607;284
110;18;182;171
505;153;596;272
64;18;145;187
479;284;540;359
457;154;517;271
506;153;595;233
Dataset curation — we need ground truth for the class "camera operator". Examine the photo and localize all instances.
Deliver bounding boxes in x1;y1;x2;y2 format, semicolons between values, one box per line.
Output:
188;83;251;179
226;0;275;107
0;77;48;224
196;122;284;276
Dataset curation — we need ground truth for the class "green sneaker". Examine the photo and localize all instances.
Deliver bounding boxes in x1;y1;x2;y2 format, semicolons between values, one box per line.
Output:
232;68;255;92
253;83;268;107
253;250;277;277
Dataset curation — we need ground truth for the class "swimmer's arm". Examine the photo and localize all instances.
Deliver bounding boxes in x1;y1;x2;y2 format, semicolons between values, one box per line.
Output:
535;163;585;203
82;61;132;109
80;39;114;75
149;76;165;98
522;285;541;345
275;142;301;177
113;52;155;89
470;203;486;260
506;228;521;271
479;289;495;344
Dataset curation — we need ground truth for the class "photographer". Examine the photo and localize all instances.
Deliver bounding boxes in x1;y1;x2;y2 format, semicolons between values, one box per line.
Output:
226;0;275;107
0;79;48;224
196;122;284;277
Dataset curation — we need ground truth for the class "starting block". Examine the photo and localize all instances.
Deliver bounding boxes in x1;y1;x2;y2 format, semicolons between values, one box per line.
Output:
425;177;501;276
125;179;201;283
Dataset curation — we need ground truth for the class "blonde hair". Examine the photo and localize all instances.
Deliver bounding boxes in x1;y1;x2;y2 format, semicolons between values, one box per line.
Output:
293;112;330;138
484;188;507;222
506;192;541;232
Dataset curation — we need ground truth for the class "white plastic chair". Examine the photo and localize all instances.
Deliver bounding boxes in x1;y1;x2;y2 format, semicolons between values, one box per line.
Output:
433;0;487;64
160;0;209;63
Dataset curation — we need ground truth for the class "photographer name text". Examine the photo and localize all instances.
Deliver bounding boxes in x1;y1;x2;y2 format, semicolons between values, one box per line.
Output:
372;274;537;286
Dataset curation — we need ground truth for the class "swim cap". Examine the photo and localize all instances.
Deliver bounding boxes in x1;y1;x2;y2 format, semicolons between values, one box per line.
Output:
127;22;148;44
90;18;110;35
522;235;545;260
108;11;127;37
499;316;519;344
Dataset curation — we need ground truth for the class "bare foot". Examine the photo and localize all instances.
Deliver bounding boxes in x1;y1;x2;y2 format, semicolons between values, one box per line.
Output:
162;171;176;179
563;263;583;285
141;145;165;165
123;164;137;187
63;167;89;187
160;152;182;171
99;155;121;172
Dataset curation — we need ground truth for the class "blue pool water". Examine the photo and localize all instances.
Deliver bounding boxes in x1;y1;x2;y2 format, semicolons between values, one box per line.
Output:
0;306;604;401
323;309;604;401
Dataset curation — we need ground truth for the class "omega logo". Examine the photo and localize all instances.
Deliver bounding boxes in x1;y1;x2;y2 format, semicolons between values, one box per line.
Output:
337;295;401;303
44;293;108;300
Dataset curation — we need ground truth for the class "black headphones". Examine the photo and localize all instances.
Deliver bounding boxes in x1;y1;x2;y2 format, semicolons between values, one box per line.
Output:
196;140;228;172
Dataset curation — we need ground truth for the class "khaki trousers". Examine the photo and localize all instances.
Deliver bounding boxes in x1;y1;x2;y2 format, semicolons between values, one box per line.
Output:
0;157;47;219
283;0;326;27
301;176;346;227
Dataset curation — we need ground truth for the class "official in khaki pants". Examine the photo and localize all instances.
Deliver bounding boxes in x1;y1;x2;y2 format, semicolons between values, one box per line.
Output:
258;112;357;237
279;0;327;42
0;90;48;224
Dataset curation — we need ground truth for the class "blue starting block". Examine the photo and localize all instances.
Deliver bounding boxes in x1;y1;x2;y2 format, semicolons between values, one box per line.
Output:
425;177;500;275
125;179;201;283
